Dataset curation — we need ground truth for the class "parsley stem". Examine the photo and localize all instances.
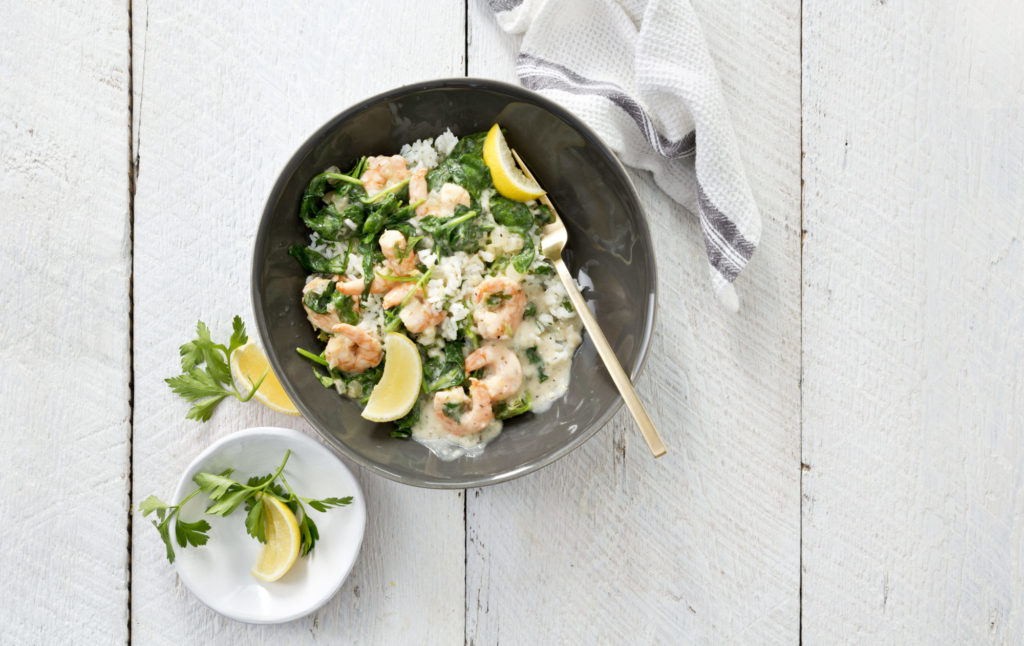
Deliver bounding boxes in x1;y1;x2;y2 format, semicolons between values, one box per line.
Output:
237;367;269;402
296;347;329;367
442;209;478;232
323;172;363;186
385;266;434;333
360;177;410;204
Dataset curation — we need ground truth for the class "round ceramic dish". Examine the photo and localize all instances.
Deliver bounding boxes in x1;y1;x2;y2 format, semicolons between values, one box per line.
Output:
172;427;366;624
252;78;656;488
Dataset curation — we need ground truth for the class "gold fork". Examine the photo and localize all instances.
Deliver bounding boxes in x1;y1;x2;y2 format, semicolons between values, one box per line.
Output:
512;150;667;458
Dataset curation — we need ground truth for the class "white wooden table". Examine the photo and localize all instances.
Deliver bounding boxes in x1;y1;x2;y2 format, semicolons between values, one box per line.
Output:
3;1;1022;643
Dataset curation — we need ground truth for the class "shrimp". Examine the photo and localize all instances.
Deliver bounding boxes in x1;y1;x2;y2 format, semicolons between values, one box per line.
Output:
324;324;383;373
464;344;523;402
409;168;428;206
415;181;471;218
360;155;409;195
302;277;341;332
379;229;418;276
382;283;445;334
336;274;390;295
433;379;494;436
473;276;527;340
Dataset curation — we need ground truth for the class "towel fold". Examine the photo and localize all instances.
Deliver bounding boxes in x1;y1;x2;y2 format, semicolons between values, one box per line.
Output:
489;0;761;311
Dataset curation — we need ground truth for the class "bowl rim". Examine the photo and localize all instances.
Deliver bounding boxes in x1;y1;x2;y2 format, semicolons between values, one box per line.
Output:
252;77;658;488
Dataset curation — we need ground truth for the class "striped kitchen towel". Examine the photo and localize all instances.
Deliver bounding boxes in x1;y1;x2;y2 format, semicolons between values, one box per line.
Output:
489;0;761;311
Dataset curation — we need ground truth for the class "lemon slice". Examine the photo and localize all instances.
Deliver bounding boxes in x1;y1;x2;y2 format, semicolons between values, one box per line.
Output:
361;332;422;422
230;342;300;416
251;494;301;582
482;123;546;202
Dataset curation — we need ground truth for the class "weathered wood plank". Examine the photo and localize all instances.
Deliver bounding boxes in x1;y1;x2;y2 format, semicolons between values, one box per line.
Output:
465;1;802;643
129;1;466;642
0;1;131;643
802;1;1024;642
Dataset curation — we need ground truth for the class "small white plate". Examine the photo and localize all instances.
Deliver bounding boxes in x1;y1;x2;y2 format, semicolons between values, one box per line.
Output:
172;427;366;624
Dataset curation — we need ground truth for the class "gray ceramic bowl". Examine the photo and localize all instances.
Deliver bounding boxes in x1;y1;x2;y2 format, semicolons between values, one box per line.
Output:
252;78;656;488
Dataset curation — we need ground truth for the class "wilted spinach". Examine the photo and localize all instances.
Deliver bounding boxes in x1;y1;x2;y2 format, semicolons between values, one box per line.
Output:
390;403;419;438
419;205;491;255
422;343;467;394
302;280;336;314
495;391;531;420
288;245;349;274
490;195;533;228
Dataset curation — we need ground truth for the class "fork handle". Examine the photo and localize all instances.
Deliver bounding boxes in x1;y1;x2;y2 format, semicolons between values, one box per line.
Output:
552;258;667;458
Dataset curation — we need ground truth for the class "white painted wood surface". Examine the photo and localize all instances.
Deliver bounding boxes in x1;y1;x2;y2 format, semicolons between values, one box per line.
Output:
465;0;802;643
129;2;465;644
0;2;132;644
802;2;1024;643
6;0;1024;643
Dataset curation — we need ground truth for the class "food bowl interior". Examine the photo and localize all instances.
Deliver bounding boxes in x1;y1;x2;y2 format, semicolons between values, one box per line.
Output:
253;79;656;488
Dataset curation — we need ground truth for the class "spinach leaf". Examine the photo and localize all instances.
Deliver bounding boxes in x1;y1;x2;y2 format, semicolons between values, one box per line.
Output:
426;154;492;199
448;131;486;158
390;403;419;438
330;292;360;325
531;262;554;276
490;195;533;228
525;347;548;383
350;364;385;405
442;401;463;423
357;237;383;298
419;206;490;255
495;391;532;420
533;203;555;226
288;245;348;274
422;343;466;394
511;233;535;273
302;280;336;314
295;163;369;244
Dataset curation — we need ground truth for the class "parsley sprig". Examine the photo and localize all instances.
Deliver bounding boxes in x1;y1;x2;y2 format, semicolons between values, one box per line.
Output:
165;316;267;421
139;450;353;563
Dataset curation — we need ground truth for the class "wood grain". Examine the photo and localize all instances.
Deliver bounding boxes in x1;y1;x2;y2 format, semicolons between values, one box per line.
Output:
802;1;1024;642
465;1;802;643
129;1;466;643
0;1;131;643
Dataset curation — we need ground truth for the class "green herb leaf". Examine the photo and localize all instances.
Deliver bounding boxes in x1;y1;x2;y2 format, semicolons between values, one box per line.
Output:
526;347;548;383
245;496;266;543
495;391;532;420
153;519;176;563
193;470;237;500
228;316;247;355
306;496;354;513
139;495;170;519
205;488;252;517
174;517;211;549
490;195;533;228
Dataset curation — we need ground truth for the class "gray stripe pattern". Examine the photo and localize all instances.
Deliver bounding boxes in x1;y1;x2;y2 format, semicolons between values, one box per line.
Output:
698;182;755;281
516;53;696;159
487;0;525;11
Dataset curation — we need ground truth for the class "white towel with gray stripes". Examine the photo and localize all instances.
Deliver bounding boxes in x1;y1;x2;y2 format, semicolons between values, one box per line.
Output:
489;0;761;311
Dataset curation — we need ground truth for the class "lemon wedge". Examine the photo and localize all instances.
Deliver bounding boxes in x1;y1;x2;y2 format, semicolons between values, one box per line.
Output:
361;332;422;422
250;494;302;582
482;123;546;202
230;342;300;416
